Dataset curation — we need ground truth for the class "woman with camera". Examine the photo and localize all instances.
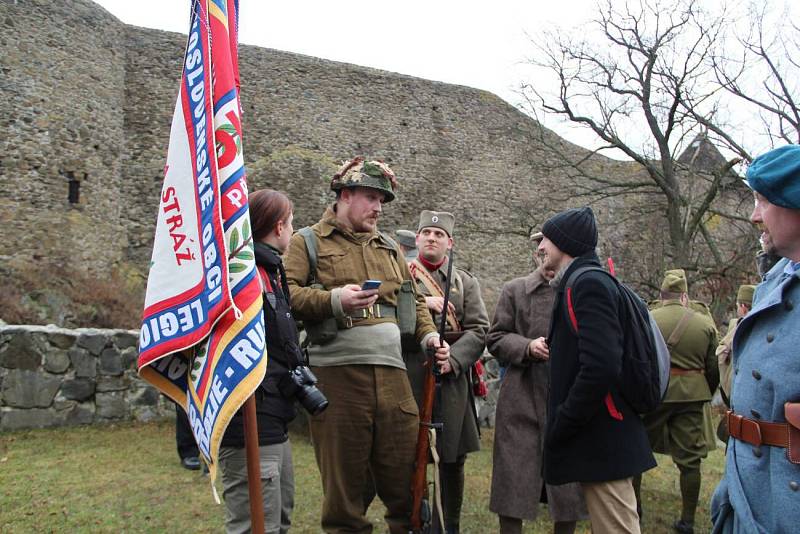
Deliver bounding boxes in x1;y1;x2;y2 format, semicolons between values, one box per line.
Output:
218;189;317;534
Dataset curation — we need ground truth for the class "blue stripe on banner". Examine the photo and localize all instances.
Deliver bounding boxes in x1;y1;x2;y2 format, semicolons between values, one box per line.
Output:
188;311;265;457
213;88;237;115
223;204;248;231
229;268;257;295
151;353;190;392
211;0;227;16
220;166;245;194
140;295;213;351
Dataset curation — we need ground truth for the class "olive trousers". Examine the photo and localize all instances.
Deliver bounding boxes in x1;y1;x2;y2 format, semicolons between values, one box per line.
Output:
218;440;294;534
310;364;419;534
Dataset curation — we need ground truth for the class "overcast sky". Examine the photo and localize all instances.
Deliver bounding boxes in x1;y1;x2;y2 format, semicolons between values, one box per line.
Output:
93;0;796;160
94;0;601;148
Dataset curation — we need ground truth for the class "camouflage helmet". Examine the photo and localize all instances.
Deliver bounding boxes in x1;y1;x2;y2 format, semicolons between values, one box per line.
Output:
330;157;398;202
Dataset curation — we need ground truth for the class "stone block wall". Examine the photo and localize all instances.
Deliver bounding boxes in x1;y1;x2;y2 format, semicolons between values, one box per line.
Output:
0;325;173;431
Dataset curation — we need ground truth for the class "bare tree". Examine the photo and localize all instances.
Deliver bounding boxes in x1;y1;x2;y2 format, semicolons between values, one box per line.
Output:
707;2;800;148
521;0;760;290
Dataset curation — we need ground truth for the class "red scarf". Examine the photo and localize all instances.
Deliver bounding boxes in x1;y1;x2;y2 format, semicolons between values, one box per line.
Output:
418;255;446;272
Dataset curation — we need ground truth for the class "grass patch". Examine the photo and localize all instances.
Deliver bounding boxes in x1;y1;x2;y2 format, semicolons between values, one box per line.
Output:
0;421;724;532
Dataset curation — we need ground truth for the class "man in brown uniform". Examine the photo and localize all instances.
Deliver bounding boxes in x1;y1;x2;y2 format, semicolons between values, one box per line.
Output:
487;232;587;534
635;269;719;534
284;158;450;534
404;210;489;534
717;284;755;407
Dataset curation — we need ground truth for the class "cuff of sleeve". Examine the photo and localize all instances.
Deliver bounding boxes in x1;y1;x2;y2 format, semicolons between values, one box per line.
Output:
420;332;438;353
450;357;463;378
331;288;346;319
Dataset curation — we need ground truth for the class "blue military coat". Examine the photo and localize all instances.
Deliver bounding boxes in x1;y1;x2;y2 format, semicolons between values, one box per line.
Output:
711;258;800;533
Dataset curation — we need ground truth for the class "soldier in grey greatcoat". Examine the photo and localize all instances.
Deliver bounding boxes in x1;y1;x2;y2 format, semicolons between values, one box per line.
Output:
486;233;587;534
404;210;489;534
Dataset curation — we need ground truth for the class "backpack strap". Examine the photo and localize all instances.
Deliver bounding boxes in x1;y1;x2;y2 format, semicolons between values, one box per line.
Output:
563;265;624;421
665;308;696;349
564;266;609;334
298;227;318;285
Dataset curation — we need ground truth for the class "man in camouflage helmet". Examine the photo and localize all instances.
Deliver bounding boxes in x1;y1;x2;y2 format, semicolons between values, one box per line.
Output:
284;157;450;534
404;210;489;534
634;269;719;534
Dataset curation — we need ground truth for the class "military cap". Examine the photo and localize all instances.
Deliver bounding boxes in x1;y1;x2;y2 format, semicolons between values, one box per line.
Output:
737;284;756;305
745;145;800;210
418;210;455;237
330;157;398;202
661;268;688;293
394;229;417;249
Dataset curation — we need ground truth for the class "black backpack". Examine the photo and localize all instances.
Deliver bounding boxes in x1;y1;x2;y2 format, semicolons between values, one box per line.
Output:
565;266;670;414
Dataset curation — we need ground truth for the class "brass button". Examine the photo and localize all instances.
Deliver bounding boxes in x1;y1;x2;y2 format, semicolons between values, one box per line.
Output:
752;370;762;380
767;333;775;343
790;481;799;491
751;409;762;419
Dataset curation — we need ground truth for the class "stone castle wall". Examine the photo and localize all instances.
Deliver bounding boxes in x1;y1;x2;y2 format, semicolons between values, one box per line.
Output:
0;0;629;319
0;325;173;431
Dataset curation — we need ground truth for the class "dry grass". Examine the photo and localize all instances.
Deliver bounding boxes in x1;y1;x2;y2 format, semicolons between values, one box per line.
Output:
0;420;725;533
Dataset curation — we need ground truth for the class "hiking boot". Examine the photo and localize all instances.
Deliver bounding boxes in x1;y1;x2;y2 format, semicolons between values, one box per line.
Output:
672;519;694;534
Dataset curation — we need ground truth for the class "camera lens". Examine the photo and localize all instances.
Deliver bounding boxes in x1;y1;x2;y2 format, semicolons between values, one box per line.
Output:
296;385;329;415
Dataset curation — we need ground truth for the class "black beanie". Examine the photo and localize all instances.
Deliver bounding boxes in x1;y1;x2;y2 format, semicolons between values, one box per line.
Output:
541;207;598;257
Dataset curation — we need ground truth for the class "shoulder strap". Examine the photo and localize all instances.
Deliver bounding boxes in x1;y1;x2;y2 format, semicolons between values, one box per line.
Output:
378;231;401;256
564;266;613;333
666;308;696;348
298;227;318;285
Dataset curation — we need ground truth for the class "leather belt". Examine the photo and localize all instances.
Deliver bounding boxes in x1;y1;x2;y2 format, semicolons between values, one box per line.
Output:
726;410;790;448
342;303;397;328
669;367;704;376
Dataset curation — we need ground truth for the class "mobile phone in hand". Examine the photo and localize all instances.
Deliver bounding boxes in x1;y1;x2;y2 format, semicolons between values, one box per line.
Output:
361;280;382;291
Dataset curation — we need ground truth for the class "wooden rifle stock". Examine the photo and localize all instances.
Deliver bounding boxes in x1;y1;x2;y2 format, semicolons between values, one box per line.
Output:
410;354;436;532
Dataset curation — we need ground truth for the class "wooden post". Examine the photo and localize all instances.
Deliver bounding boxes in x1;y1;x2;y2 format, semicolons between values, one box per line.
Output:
242;394;265;534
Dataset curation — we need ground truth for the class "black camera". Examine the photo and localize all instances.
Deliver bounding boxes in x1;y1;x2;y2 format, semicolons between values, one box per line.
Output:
279;366;328;416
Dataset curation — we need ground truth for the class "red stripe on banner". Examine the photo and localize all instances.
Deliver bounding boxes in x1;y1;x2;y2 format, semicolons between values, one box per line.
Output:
194;280;262;399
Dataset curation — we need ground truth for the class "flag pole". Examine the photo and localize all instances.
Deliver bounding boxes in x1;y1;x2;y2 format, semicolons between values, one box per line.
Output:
242;394;265;534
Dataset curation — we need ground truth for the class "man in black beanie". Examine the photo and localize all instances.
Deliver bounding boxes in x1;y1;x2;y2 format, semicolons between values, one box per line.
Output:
538;207;656;534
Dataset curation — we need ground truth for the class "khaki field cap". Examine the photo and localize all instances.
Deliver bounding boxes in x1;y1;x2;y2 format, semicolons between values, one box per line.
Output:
737;284;756;306
330;157;398;202
661;268;688;294
418;210;455;237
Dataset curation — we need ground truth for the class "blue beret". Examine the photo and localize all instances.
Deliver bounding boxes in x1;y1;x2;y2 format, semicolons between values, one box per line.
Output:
746;145;800;210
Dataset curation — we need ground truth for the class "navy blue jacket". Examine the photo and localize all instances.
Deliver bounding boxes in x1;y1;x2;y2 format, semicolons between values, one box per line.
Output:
544;254;656;485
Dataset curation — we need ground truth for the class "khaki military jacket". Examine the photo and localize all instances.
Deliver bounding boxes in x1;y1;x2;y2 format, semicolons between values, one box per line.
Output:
283;206;436;344
716;317;739;404
404;258;489;462
652;300;720;402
